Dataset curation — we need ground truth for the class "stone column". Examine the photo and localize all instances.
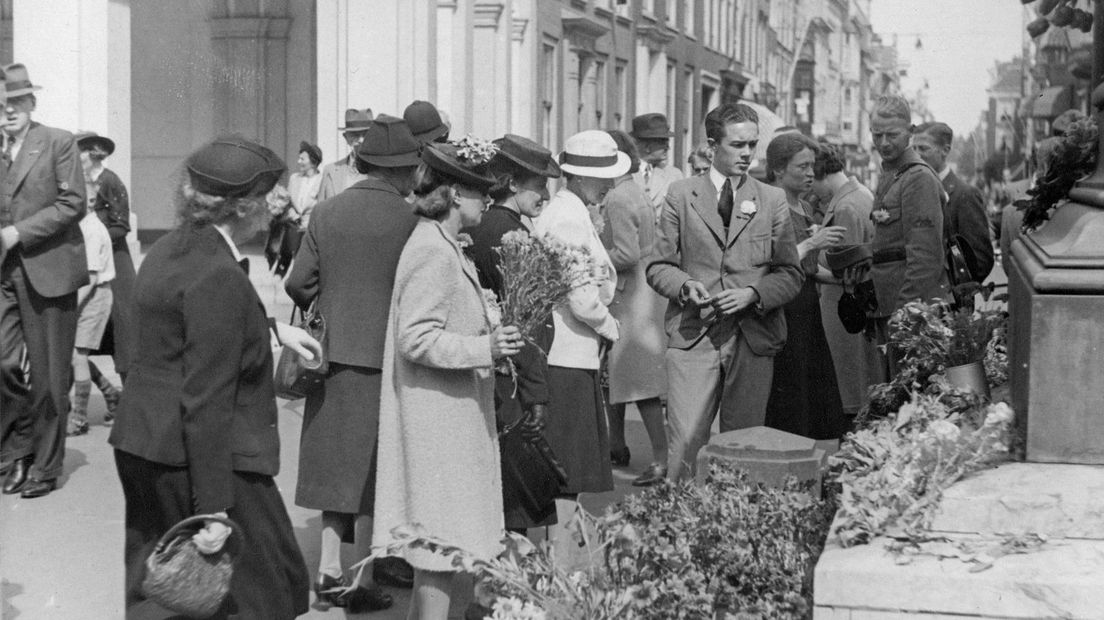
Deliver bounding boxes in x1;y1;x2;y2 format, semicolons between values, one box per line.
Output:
12;0;131;188
472;0;510;139
510;11;533;140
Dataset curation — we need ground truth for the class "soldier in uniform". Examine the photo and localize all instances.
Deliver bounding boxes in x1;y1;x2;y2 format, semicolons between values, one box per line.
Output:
868;95;948;369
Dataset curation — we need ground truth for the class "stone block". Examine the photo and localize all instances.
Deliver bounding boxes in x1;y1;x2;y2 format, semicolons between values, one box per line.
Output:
694;426;826;493
930;463;1104;538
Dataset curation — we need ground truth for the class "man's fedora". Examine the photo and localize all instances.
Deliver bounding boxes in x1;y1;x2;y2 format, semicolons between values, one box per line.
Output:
355;115;421;168
2;64;42;99
75;132;116;156
558;130;630;179
404;100;450;145
490;134;561;178
631;113;674;140
186;136;286;198
339;108;374;132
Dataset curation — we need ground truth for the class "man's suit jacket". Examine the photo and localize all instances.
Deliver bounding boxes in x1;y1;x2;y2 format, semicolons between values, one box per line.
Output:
109;225;279;513
286;175;418;369
646;174;804;355
1;122;87;297
317;156;368;202
942;170;994;282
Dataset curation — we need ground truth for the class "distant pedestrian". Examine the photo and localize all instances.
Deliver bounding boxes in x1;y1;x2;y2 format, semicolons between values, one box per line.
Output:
318;108;372;201
0;64;88;499
287;140;322;228
762;133;846;440
602;130;668;487
631;113;685;219
67;209;114;436
687;144;713;177
110;137;321;618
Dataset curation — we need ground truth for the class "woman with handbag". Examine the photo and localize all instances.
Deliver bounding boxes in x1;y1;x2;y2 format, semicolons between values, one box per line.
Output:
373;139;523;620
109;138;321;619
285;115;421;611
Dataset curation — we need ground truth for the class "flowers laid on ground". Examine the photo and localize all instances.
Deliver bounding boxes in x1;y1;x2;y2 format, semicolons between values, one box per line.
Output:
355;463;832;619
830;394;1014;548
494;230;595;344
1014;113;1097;231
859;300;1006;422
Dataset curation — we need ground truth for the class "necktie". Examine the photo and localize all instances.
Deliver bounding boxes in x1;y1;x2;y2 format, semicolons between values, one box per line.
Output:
1;137;11;170
718;178;734;228
238;258;250;274
643;163;652;184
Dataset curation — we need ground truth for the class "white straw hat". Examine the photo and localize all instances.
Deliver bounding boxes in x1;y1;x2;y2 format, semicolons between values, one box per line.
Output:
558;130;631;179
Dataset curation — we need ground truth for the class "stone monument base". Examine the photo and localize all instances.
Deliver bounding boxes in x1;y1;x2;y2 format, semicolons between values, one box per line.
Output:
814;462;1104;619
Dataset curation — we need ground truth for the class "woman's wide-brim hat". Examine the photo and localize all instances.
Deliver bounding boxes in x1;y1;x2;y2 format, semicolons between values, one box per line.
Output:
3;63;43;99
491;134;561;178
558;130;630;179
421;142;496;191
186;137;286;198
355;115;422;168
75;132;116;156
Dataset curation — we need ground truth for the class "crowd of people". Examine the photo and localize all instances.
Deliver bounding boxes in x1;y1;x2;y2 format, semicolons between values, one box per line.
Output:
0;54;998;619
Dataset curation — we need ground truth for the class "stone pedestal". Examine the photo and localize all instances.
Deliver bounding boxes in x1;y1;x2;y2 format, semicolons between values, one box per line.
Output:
814;463;1104;619
694;426;827;493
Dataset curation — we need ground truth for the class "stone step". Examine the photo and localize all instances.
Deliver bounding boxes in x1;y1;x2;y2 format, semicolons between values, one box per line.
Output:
815;536;1104;619
930;463;1104;539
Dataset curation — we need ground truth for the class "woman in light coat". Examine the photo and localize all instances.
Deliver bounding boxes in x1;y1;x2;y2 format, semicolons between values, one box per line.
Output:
372;140;522;620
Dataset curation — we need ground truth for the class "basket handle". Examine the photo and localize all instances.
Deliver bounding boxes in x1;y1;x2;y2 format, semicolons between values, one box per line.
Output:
154;514;244;559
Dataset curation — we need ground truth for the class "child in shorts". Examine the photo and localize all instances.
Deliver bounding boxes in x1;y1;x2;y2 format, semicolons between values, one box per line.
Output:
68;211;116;436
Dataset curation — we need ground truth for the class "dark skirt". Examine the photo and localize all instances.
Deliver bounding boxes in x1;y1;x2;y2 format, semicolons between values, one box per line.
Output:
494;374;557;529
115;449;309;620
765;279;847;440
110;245;136;376
295;363;380;522
544;366;613;495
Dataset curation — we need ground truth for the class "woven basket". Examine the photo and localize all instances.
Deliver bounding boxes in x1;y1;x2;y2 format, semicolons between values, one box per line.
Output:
142;514;242;618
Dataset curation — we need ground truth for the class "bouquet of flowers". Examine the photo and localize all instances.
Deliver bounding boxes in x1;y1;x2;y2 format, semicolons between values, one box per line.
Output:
493;229;595;343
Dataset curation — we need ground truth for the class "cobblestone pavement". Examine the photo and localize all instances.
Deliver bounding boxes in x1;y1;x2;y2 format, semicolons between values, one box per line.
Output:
0;249;654;620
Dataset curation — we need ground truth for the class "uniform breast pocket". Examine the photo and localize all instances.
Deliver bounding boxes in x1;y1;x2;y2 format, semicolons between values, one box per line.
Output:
748;232;772;266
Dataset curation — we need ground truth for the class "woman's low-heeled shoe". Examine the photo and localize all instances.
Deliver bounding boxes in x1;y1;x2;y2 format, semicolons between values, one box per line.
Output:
610;446;631;467
340;585;394;613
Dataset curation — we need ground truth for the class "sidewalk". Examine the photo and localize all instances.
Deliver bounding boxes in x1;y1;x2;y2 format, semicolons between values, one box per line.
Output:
0;251;655;620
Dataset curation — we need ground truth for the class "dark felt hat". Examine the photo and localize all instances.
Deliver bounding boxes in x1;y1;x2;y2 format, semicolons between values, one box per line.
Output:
825;243;873;279
355;115;421;168
75;132;116;156
421;142;496;191
631;113;674;139
338;108;374;132
186;137;286;198
298;141;322;166
403;100;450;144
3;63;43;98
490;134;561;178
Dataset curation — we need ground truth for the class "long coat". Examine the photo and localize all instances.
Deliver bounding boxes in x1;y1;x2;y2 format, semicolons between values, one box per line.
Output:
942;169;994;282
603;176;667;404
373;218;503;572
91;166;136;374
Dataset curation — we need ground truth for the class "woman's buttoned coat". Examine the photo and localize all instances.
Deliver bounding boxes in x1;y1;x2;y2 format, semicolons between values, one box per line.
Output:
372;218;503;571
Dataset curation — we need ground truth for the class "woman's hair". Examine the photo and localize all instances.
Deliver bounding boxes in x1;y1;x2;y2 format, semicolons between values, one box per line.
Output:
605;129;641;175
174;173;267;227
765;133;818;183
689;143;714;163
487;158;542;202
412;162;471;219
814;143;846;180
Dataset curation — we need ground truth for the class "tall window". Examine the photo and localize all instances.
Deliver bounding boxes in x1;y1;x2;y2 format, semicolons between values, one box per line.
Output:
685;0;697;37
666;62;677;128
684;68;695;156
642;0;655;16
595;59;607;127
614;61;628;129
541;39;559;150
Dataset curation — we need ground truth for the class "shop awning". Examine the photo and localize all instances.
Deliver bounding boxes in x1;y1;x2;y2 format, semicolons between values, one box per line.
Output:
1031;86;1072;118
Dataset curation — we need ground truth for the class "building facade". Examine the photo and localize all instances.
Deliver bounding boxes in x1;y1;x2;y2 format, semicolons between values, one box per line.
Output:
3;0;884;238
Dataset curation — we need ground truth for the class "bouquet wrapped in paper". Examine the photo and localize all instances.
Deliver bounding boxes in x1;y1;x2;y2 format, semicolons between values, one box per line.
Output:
491;229;595;343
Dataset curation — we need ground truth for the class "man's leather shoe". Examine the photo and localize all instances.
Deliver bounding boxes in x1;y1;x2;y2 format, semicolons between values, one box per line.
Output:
631;463;668;487
2;456;31;494
341;585;394;613
373;556;414;588
313;572;349;608
19;477;56;498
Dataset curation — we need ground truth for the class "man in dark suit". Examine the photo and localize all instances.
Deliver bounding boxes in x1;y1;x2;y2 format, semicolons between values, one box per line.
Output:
0;64;88;498
912;121;994;283
646;103;804;481
286;114;420;599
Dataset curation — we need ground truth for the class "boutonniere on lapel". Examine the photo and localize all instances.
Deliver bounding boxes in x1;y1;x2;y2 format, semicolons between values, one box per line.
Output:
872;208;891;224
457;232;475;257
739;199;758;217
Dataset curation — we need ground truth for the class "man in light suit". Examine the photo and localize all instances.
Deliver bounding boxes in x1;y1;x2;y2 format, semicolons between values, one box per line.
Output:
647;103;803;481
0;64;88;498
317;108;373;201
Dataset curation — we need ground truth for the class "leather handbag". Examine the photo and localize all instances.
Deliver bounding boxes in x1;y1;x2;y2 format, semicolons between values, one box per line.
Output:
264;216;304;278
142;514;242;619
499;410;568;520
273;303;328;400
